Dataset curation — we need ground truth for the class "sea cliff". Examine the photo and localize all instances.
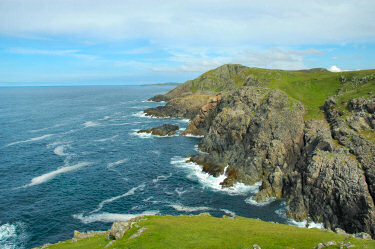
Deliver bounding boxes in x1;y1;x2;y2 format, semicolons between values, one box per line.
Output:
145;64;375;237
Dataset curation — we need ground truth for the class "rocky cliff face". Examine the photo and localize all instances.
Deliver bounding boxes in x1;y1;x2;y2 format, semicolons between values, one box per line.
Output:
145;64;375;237
179;87;375;237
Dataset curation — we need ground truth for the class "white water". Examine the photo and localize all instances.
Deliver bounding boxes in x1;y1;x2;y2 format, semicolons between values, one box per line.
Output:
90;184;146;213
73;211;159;224
170;156;258;195
53;145;67;156
275;202;324;229
94;135;119;142
23;162;92;187
220;209;237;217
169;204;212;212
107;159;128;168
82;121;101;128
7;134;53;147
152;173;172;183
245;196;276;206
0;222;27;249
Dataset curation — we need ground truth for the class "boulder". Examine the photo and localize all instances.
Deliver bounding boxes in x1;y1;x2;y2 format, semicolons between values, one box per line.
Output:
138;124;179;136
106;221;130;240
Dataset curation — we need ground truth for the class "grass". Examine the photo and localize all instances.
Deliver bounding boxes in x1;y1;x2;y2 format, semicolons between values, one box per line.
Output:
41;215;375;249
169;64;375;120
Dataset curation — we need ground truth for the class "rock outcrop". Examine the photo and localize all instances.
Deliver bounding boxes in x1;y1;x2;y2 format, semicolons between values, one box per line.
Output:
138;124;179;136
144;94;212;119
178;87;375;237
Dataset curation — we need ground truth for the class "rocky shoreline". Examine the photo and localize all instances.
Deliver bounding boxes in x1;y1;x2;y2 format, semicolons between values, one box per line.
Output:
144;64;375;238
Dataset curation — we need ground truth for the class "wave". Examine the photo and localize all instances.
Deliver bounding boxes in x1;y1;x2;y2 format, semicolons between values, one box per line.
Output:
98;116;111;121
194;145;209;154
141;100;166;103
170;156;258;195
275;202;324;229
169;204;212;212
174;187;187;197
22;162;92;187
129;130;152;139
220;209;237;217
53;145;68;156
178;119;190;123
152;173;172;183
183;134;204;138
107;158;128;168
94;135;119;142
82;121;101;128
28;124;63;133
132;111;169;119
0;222;27;249
245;196;276;206
7;134;53;147
90;184;145;213
73;211;158;224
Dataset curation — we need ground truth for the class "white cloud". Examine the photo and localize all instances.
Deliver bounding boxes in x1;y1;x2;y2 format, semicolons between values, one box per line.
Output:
329;65;342;72
0;0;374;46
153;47;324;73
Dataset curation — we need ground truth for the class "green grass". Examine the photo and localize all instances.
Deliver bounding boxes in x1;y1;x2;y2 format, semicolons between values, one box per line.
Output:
40;215;375;249
168;64;375;120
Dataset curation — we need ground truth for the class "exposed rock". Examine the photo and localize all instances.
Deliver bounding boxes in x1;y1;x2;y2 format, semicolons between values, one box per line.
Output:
107;221;130;240
148;94;170;102
129;227;146;239
354;232;372;240
253;244;261;249
144;94;212;119
137;124;179;136
335;228;348;235
72;230;107;242
181;95;222;136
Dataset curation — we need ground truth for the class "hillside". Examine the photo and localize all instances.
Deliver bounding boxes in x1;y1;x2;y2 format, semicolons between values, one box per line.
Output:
145;64;375;238
149;64;375;120
36;215;375;249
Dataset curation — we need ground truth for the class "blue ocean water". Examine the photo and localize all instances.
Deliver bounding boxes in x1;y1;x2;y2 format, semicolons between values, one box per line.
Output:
0;86;297;248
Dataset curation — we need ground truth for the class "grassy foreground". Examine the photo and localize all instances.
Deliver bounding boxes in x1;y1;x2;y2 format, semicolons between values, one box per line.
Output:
41;215;375;249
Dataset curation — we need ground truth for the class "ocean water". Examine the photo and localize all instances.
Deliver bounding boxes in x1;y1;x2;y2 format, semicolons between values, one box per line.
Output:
0;86;311;248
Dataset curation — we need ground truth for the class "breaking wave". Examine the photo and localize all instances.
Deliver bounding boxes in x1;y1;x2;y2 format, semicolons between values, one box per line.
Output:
7;134;53;147
73;211;158;224
170;156;257;195
90;184;145;213
22;162;92;187
0;222;27;249
169;204;212;212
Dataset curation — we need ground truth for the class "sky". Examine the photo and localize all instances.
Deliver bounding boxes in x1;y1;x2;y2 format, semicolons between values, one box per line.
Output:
0;0;374;86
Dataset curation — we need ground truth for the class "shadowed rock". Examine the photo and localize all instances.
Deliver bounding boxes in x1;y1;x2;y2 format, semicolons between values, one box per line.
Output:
138;124;179;136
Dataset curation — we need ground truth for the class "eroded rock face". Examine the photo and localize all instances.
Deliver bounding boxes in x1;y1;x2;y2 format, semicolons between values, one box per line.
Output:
182;87;375;237
137;124;179;136
188;87;305;197
107;221;130;240
144;94;212;119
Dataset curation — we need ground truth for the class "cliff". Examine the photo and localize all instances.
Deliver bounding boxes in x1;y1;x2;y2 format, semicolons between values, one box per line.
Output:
146;64;375;237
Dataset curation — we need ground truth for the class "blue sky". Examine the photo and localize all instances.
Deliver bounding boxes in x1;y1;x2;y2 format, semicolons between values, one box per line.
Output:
0;0;374;86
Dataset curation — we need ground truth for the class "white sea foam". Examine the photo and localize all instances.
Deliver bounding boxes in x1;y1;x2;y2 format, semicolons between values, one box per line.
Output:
82;121;101;128
245;196;276;206
0;222;27;249
94;135;119;142
175;187;187;197
107;159;128;168
107;123;131;126
130;130;152;139
132;111;148;118
178;119;190;123
28;124;63;133
98;116;111;120
90;184;145;213
183;134;204;138
23;162;92;187
171;156;257;195
169;204;212;212
53;145;67;156
73;211;158;224
7;134;53;147
152;173;172;183
193;145;209;154
275;202;324;229
220;209;237;217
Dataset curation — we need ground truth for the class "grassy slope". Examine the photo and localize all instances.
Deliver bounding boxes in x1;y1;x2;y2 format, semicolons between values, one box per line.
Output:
44;215;375;249
166;65;375;120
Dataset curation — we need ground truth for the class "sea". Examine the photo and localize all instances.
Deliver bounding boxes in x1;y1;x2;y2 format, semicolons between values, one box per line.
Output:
0;85;319;248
